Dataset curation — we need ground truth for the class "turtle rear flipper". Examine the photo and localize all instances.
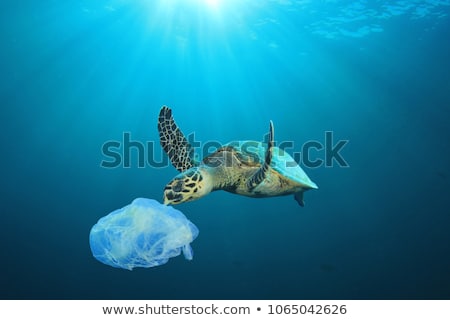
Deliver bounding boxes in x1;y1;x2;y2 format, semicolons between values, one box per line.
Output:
158;106;196;172
294;191;305;207
247;121;274;190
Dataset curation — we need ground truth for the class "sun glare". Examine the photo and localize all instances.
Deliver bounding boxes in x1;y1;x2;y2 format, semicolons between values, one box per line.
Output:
203;0;220;8
157;0;224;12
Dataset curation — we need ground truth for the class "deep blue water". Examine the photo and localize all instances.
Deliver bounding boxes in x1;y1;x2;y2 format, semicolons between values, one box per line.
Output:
1;0;450;299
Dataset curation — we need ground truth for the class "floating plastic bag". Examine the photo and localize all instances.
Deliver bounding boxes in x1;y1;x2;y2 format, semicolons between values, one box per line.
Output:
89;198;198;270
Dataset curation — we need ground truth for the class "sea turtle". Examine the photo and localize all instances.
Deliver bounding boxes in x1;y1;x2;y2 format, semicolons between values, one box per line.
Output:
158;106;318;207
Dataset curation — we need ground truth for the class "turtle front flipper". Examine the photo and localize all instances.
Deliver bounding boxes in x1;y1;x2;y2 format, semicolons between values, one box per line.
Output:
158;106;196;172
247;120;274;190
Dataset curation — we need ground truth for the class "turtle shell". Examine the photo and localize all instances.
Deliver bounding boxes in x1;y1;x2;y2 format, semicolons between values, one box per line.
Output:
223;141;318;189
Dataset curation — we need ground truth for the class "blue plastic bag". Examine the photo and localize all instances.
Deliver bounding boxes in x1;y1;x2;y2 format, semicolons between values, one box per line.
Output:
89;198;199;270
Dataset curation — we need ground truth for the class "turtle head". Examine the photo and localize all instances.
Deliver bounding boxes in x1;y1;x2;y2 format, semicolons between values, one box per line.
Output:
163;167;213;205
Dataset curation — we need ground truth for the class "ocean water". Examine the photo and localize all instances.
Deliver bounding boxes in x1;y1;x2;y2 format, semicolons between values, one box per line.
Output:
1;0;449;299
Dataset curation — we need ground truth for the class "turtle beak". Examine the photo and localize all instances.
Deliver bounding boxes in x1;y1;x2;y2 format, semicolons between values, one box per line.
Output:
163;184;173;205
163;190;171;205
163;188;183;205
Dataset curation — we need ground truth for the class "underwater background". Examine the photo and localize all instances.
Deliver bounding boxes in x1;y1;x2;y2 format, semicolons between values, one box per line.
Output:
1;0;449;299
